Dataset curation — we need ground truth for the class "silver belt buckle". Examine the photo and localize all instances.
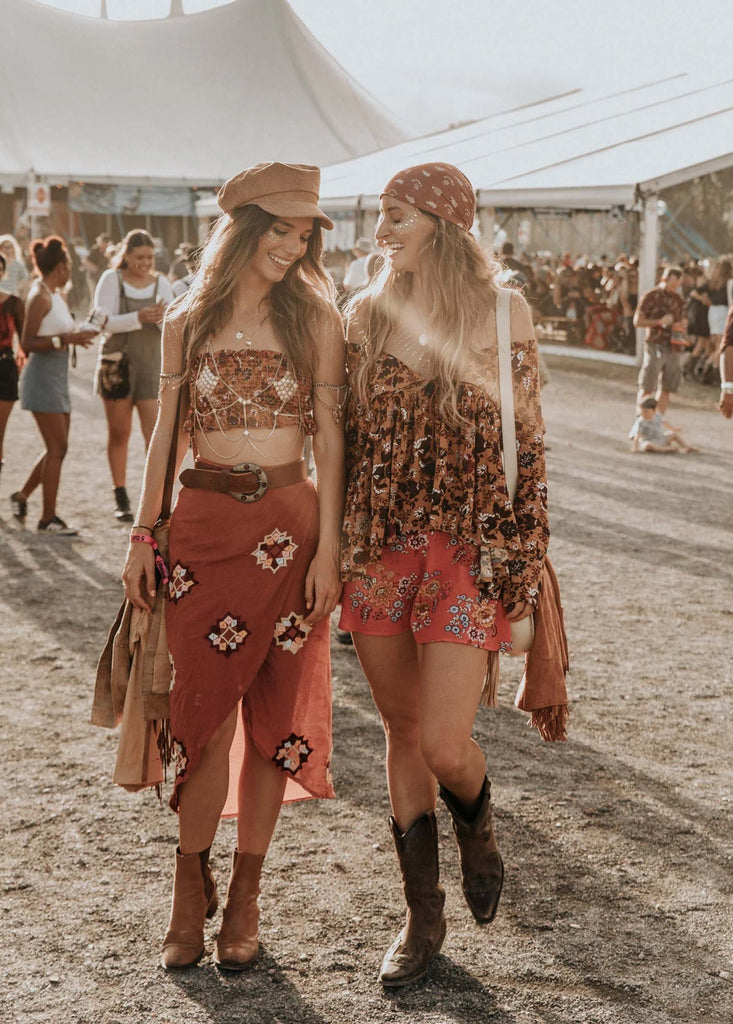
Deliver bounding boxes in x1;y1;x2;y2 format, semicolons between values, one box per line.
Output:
229;462;268;503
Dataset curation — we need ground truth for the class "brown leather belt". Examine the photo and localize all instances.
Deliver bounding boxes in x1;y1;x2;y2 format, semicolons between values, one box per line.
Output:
179;459;307;503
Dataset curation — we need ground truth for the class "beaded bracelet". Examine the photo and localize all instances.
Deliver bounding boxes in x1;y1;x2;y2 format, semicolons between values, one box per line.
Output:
130;533;169;585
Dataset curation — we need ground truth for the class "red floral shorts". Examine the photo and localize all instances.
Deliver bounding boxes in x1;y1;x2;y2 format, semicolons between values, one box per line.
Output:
339;531;511;651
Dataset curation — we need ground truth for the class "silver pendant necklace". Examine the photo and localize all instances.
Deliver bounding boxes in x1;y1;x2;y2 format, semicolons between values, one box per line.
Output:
234;310;270;347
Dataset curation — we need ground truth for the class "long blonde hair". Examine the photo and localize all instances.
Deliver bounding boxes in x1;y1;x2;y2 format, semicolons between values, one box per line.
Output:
179;205;337;380
348;216;499;424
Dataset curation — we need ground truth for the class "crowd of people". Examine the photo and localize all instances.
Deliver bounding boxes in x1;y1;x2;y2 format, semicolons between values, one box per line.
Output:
1;215;731;533
0;229;197;531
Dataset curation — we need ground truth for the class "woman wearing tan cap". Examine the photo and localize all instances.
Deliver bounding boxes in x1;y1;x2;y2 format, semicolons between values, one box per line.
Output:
340;163;557;986
121;162;346;971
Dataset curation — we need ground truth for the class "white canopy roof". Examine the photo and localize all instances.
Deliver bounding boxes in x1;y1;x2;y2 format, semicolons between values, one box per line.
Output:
319;74;733;209
1;0;406;187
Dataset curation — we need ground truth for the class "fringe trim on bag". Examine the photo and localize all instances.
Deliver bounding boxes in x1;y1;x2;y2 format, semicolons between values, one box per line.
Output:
479;651;500;707
156;718;173;774
528;705;569;743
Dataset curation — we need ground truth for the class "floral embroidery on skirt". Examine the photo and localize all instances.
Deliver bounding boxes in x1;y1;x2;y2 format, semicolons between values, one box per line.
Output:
166;479;334;814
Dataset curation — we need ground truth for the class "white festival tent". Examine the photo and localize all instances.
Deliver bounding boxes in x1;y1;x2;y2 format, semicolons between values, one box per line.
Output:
315;73;733;360
1;0;407;187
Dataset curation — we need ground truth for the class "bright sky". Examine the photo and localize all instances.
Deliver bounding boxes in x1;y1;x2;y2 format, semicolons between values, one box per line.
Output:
35;0;733;134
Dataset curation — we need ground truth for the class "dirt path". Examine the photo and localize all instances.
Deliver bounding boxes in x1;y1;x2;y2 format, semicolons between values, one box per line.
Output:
1;348;731;1024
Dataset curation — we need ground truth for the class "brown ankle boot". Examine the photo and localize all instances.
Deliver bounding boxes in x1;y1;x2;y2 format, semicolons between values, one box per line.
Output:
161;847;219;970
214;850;265;971
379;811;446;988
440;776;504;924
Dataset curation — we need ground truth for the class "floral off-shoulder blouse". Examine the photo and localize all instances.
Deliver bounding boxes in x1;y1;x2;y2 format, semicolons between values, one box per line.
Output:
341;288;549;607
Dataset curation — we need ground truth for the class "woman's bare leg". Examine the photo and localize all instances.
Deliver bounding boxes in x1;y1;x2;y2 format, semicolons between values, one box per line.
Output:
418;642;489;806
236;726;288;855
0;400;13;464
352;631;436;831
102;397;134;488
135;398;158;451
178;707;238;855
31;412;71;522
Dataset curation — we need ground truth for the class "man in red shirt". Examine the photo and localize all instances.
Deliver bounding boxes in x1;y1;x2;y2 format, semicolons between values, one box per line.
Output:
633;266;687;414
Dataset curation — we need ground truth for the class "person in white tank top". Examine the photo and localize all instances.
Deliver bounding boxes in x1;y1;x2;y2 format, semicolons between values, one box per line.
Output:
9;237;96;535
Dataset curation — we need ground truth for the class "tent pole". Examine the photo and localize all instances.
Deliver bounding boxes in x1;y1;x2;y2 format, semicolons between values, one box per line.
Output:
637;193;659;365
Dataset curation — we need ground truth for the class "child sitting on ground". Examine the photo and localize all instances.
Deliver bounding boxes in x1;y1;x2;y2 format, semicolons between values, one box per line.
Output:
629;396;697;453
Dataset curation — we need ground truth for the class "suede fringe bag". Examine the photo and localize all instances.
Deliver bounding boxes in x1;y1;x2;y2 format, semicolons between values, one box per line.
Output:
480;289;569;742
90;392;182;791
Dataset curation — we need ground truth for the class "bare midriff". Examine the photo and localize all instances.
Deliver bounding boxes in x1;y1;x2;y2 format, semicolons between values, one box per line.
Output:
193;423;305;468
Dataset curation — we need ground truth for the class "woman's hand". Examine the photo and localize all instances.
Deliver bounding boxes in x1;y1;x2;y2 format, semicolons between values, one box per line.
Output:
304;547;342;626
122;540;158;613
504;600;534;623
139;304;166;325
63;329;97;348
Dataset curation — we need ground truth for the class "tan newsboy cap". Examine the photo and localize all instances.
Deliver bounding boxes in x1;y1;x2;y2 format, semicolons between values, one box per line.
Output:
217;162;334;230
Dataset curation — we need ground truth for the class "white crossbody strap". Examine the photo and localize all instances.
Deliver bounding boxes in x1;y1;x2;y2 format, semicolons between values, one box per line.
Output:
496;288;517;502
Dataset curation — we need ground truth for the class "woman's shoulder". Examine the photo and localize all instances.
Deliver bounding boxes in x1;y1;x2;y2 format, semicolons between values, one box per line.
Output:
507;287;535;342
163;293;188;332
26;279;50;307
344;292;372;338
97;267;120;289
154;272;175;297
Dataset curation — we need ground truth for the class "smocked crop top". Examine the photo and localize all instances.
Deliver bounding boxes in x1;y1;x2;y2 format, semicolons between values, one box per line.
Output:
185;348;316;437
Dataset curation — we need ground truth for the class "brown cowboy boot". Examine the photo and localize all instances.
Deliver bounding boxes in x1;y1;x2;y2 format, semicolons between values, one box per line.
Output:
160;847;219;970
379;811;446;988
214;850;265;970
440;776;504;924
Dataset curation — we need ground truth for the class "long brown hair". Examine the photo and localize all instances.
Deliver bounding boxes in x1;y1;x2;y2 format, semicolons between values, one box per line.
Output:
179;205;337;380
112;229;156;270
709;256;732;291
348;216;499;424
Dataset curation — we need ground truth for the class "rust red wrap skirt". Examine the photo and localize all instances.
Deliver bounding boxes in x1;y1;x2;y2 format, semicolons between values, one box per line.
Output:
166;477;334;814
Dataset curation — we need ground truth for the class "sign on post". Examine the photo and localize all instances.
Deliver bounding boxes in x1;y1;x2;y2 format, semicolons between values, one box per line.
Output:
26;175;51;217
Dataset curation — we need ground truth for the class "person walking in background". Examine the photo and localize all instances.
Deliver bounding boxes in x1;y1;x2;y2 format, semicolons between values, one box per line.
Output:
170;248;197;298
10;237;96;534
342;237;373;292
684;264;711;381
0;235;30;300
168;242;194;286
83;233;111;297
339;163;549;987
719;306;733;419
120;162;345;973
695;257;732;385
94;229;173;522
0;252;26;481
634;266;687;415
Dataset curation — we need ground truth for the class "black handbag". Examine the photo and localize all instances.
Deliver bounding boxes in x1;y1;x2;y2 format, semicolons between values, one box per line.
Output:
98;350;131;400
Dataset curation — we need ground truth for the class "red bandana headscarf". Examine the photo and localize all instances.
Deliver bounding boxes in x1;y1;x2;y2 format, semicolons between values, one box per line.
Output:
381;163;475;233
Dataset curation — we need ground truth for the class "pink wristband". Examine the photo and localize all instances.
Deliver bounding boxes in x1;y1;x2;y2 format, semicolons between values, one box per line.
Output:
129;533;169;585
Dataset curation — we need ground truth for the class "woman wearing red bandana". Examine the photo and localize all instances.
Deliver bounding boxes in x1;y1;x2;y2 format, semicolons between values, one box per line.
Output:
340;163;550;985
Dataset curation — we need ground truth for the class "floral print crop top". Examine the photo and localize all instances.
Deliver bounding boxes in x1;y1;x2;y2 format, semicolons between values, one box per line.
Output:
341;289;549;606
185;347;316;438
